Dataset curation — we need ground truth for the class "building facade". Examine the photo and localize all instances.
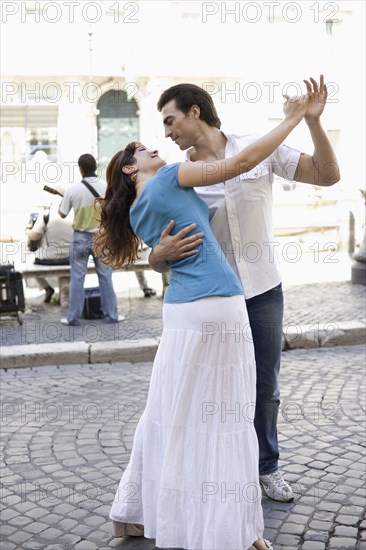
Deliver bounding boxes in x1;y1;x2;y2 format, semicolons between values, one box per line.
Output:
1;1;364;241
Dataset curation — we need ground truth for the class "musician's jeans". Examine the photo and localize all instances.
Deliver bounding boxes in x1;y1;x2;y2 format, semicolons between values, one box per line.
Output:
67;231;118;323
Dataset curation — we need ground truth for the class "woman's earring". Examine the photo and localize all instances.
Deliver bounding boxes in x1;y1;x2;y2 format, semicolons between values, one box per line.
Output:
131;172;138;183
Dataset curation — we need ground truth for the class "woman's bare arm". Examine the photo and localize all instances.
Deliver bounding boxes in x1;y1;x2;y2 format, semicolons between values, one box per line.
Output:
178;95;309;188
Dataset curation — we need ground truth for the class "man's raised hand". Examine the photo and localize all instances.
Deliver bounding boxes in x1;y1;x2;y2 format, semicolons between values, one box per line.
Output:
303;74;328;123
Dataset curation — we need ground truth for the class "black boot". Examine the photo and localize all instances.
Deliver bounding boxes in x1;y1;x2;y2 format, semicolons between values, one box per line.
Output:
143;288;156;298
44;286;55;303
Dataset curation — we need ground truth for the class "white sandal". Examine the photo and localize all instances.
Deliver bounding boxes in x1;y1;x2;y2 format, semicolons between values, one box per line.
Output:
112;521;144;537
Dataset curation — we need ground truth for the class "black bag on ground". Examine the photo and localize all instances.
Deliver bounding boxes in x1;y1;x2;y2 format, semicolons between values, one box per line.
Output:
0;264;25;313
83;287;103;319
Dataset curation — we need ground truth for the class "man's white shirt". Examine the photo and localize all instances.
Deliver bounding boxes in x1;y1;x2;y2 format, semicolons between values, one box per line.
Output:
192;132;302;299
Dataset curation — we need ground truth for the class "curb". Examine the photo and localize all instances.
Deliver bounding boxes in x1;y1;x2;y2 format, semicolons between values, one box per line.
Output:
282;320;366;350
1;322;365;369
0;338;160;369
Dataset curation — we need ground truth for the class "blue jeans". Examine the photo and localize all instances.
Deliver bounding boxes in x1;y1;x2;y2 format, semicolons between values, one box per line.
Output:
246;283;283;475
67;231;118;323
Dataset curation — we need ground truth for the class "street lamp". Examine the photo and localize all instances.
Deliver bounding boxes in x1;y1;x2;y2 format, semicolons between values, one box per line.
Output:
87;26;97;157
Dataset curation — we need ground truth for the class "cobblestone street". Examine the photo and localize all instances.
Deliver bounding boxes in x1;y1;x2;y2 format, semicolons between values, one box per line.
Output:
1;345;365;550
1;281;365;347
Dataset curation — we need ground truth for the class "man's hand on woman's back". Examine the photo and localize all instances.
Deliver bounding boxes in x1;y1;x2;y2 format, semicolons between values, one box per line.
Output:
149;220;204;273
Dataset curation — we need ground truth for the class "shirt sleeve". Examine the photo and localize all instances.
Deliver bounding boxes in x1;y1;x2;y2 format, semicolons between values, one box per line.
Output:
270;144;302;181
157;162;181;188
59;189;72;217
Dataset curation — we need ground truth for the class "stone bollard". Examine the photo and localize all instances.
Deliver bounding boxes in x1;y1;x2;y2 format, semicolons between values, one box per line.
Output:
351;230;366;286
58;276;70;306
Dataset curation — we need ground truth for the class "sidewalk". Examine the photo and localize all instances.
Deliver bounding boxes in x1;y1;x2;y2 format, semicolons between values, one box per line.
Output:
1;345;365;549
1;277;365;368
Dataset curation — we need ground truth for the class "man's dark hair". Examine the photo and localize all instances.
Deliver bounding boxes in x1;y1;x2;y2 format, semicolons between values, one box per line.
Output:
78;154;97;176
157;84;221;129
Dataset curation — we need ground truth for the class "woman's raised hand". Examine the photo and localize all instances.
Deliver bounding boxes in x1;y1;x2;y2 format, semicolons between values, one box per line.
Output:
282;93;310;125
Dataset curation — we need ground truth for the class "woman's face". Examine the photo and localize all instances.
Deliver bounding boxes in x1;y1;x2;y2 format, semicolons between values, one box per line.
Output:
132;143;166;172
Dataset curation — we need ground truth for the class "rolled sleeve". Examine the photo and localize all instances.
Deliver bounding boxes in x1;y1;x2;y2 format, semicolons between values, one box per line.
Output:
271;144;302;181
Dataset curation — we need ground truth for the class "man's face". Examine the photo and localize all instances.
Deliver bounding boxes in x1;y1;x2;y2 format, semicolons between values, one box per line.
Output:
161;99;199;150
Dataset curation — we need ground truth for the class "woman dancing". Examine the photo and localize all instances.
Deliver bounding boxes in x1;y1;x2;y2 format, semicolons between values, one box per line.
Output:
94;93;308;550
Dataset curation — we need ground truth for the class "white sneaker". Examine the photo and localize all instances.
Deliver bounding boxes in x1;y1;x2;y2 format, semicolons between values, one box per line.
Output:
60;318;80;326
259;469;294;502
104;314;125;323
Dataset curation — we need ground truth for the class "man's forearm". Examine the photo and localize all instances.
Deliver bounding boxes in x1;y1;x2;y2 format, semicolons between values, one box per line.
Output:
307;120;340;184
148;248;170;273
25;229;42;241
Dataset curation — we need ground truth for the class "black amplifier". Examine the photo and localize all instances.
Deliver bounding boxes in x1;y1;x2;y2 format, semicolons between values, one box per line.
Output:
83;287;103;320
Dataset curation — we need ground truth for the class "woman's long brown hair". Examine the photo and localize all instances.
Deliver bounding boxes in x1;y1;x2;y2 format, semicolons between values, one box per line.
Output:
94;142;141;268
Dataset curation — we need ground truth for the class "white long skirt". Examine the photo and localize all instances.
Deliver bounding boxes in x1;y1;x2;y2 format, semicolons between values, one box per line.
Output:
110;295;264;549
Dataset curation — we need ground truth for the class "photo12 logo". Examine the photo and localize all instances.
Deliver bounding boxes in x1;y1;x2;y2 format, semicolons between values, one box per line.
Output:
1;80;140;105
1;2;140;24
202;80;339;104
201;2;339;24
1;400;141;423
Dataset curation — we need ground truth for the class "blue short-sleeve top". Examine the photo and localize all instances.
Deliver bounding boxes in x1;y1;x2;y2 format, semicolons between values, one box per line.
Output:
130;163;243;303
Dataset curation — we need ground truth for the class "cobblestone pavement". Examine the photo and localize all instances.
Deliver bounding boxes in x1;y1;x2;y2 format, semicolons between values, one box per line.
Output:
1;345;365;550
1;281;365;347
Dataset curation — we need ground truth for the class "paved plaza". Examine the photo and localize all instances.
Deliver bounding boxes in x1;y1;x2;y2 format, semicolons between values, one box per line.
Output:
1;345;365;550
1;280;365;348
